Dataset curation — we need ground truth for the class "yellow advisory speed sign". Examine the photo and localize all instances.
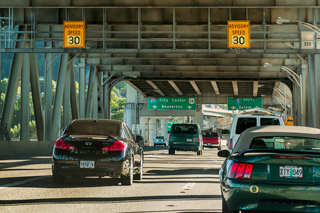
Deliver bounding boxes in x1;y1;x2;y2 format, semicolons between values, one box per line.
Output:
284;116;294;126
228;20;250;48
63;21;85;48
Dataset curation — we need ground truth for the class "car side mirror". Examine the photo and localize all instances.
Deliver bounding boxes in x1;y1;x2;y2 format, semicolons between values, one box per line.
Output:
167;131;170;133
218;150;230;158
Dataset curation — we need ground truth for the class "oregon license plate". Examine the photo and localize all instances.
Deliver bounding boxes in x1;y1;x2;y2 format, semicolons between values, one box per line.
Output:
80;161;95;169
279;165;303;178
186;139;193;142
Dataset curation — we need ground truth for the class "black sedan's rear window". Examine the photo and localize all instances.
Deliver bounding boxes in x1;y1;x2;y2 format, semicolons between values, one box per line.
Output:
64;121;119;136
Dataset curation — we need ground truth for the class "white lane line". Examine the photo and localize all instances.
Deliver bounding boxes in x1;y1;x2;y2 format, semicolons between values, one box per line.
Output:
0;175;51;190
182;182;196;191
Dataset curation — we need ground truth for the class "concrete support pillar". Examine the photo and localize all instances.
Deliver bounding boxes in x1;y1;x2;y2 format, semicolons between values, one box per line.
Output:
79;59;86;119
140;117;148;142
30;52;44;141
292;84;299;126
103;72;111;119
314;54;320;128
161;119;167;140
301;61;308;127
194;105;203;130
308;54;317;127
20;43;30;141
63;58;71;128
149;119;157;142
44;42;53;140
1;29;27;140
124;104;134;132
70;61;79;120
52;53;69;140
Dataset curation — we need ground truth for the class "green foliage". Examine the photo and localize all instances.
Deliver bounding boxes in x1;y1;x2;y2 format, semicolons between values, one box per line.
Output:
10;124;20;138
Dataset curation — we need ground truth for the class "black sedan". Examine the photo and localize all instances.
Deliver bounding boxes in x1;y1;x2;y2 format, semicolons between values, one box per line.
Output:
52;119;144;185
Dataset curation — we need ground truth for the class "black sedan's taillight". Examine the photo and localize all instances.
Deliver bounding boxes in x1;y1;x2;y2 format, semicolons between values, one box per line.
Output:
101;140;127;151
54;139;76;150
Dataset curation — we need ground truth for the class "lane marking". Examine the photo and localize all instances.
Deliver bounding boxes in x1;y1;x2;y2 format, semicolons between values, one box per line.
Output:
182;182;196;191
0;175;51;190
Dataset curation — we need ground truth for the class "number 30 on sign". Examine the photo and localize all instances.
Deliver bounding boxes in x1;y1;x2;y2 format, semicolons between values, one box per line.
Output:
63;21;85;48
228;20;250;48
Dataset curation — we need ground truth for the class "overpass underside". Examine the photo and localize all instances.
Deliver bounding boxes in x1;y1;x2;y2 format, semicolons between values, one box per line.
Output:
0;0;319;141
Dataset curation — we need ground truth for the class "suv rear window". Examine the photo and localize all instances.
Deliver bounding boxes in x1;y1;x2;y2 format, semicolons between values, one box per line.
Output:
261;118;280;126
202;132;219;137
171;124;198;134
236;118;257;134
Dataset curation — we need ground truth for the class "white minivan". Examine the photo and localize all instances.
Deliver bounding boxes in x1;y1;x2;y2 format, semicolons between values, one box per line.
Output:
227;115;285;152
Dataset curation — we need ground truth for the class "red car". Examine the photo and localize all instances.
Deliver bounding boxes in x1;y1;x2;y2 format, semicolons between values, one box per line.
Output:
202;131;221;150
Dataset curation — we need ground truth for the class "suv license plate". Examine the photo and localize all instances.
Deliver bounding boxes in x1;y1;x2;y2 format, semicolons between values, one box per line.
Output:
279;165;303;178
186;139;193;142
80;161;95;169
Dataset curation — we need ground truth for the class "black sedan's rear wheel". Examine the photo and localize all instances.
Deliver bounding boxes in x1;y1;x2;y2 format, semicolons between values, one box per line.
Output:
52;171;66;183
134;154;143;180
121;158;133;185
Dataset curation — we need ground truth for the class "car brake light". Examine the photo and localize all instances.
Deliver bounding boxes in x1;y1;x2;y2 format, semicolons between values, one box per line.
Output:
228;162;254;179
169;136;171;141
101;140;127;151
54;139;75;150
228;162;238;178
229;139;233;149
198;137;200;143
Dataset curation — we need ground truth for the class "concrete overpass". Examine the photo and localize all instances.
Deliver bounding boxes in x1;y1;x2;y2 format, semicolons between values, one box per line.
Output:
0;1;318;146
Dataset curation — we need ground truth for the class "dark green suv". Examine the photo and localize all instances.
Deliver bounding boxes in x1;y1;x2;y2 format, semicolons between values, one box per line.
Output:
168;123;203;155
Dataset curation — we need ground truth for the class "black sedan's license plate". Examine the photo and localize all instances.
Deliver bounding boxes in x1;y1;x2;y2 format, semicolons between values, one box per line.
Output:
279;165;303;178
80;161;95;169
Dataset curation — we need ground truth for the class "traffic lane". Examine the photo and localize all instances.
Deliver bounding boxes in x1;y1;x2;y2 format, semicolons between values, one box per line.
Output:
0;147;224;213
0;155;52;186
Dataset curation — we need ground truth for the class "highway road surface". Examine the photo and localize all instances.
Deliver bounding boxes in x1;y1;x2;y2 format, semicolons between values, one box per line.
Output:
0;145;226;213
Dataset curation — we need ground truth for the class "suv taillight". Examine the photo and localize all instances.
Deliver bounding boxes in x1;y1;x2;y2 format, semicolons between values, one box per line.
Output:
198;137;200;143
169;136;171;141
228;139;233;149
101;140;127;151
228;162;254;179
54;139;75;150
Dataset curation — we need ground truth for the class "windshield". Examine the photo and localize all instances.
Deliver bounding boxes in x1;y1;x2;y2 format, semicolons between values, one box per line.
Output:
64;121;119;136
250;136;320;151
156;136;164;139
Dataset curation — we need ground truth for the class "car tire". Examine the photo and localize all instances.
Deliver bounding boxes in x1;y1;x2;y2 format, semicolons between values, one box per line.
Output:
52;171;66;183
222;194;238;213
154;144;156;147
218;146;222;150
133;154;143;180
169;148;175;155
121;158;133;185
197;150;202;155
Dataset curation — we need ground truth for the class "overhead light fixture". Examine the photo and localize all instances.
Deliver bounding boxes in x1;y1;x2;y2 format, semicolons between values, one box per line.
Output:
275;17;291;25
263;63;273;68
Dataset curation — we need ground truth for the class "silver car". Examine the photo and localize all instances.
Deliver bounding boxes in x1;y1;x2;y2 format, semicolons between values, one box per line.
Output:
153;136;167;146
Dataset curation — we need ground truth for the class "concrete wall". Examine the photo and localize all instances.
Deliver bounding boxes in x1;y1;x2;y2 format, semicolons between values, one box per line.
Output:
0;141;55;157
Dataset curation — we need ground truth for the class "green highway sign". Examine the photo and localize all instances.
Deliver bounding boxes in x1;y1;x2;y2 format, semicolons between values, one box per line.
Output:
148;97;196;110
228;97;263;110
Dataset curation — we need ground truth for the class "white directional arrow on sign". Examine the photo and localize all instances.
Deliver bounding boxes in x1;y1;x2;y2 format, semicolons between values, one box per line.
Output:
152;105;157;109
187;105;192;109
231;106;236;110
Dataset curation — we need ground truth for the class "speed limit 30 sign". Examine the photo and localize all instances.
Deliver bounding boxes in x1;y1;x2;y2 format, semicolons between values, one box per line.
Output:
63;21;85;48
227;20;250;48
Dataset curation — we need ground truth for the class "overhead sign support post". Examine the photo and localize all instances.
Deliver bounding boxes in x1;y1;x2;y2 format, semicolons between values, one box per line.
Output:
228;20;250;48
63;21;86;48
